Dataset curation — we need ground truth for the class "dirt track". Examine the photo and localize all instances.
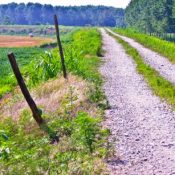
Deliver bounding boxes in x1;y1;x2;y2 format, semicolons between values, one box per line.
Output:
106;28;175;85
100;29;175;175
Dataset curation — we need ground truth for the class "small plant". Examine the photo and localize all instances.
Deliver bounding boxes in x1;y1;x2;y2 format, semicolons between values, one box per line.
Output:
72;112;101;153
0;130;10;161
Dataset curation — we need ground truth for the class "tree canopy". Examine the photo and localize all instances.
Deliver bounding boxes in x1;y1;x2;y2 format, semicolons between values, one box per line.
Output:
125;0;175;33
0;3;125;27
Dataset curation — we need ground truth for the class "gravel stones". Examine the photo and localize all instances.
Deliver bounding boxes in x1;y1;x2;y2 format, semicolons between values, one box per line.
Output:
100;29;175;175
107;29;175;85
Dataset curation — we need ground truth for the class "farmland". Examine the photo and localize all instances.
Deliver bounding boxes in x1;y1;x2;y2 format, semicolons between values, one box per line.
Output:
0;25;78;98
0;25;75;36
0;35;54;47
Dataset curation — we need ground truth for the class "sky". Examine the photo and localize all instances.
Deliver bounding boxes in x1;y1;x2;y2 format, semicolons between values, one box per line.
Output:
0;0;131;8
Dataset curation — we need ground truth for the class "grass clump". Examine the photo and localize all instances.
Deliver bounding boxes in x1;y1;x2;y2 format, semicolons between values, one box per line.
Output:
114;28;175;64
108;30;175;108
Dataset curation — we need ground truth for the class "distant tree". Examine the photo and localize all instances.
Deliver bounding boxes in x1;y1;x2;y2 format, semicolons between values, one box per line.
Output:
15;3;27;24
3;16;11;25
42;4;54;24
0;3;125;27
26;3;42;24
125;0;175;33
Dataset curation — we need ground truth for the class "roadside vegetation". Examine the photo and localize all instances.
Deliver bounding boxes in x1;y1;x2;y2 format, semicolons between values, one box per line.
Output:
114;28;175;64
0;28;110;174
108;30;175;108
0;27;76;98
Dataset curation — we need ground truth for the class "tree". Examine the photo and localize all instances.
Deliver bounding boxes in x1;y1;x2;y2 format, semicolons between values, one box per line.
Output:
125;0;175;33
0;3;125;27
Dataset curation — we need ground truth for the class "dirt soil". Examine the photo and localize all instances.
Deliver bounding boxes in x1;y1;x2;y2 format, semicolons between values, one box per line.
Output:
0;35;54;47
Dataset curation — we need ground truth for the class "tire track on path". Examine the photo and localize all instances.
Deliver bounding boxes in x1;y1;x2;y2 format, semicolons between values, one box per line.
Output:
106;28;175;85
100;29;175;175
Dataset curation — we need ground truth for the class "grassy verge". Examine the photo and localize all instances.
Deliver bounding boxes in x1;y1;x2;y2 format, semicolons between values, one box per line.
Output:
108;30;175;108
0;28;110;174
114;28;175;64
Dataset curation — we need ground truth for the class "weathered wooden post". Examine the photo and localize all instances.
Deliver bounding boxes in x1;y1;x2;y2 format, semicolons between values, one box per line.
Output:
8;53;44;126
54;14;67;79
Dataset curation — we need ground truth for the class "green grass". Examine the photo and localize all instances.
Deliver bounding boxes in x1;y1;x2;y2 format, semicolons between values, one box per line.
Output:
0;47;45;98
0;111;109;174
114;28;175;64
24;28;105;105
108;30;175;108
0;28;110;174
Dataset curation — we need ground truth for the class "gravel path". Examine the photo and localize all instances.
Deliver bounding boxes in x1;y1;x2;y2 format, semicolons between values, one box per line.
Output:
100;29;175;175
106;28;175;85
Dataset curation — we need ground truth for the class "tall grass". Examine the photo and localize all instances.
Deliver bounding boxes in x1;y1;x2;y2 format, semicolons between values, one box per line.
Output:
25;28;105;105
114;28;175;64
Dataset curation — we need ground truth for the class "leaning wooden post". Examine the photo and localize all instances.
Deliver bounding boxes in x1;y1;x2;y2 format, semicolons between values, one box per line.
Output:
54;14;67;79
8;53;44;126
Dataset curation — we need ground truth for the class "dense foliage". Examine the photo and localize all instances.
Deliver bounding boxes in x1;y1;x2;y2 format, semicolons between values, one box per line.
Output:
125;0;175;33
0;3;124;27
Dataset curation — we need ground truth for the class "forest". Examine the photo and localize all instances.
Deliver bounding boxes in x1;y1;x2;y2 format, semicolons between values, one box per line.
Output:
125;0;175;33
0;3;125;27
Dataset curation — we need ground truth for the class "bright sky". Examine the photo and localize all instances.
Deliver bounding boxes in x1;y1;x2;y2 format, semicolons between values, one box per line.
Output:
0;0;130;8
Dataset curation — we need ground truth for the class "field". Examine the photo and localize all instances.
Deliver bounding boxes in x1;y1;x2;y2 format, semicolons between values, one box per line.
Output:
0;26;78;98
0;25;76;36
0;35;54;47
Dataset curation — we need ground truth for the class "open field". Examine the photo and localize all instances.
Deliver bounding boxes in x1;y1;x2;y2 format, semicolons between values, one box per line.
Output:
0;35;55;47
0;25;76;36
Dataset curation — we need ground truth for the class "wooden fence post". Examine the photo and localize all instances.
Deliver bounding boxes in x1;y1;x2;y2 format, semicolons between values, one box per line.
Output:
54;14;67;79
7;53;44;126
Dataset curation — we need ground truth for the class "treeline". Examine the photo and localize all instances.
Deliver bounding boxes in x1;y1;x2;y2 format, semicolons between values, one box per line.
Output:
125;0;175;33
0;3;124;27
